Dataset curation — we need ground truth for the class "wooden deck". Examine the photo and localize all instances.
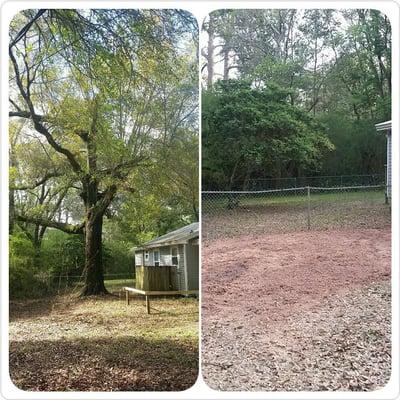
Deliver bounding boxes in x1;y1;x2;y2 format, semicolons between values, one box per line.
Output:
123;287;199;314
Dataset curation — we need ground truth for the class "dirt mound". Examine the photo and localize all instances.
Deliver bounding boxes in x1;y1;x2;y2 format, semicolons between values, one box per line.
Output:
202;228;391;391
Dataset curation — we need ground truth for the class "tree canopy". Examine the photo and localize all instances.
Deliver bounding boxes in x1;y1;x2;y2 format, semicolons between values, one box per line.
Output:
203;80;333;189
9;9;198;296
202;9;390;188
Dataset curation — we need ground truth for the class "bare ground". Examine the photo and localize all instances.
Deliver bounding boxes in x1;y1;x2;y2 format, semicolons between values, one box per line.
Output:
202;228;391;391
9;295;198;391
202;201;390;242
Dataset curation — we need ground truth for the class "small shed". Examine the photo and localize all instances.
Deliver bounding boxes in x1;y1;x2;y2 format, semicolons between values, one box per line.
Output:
133;222;199;291
375;120;392;202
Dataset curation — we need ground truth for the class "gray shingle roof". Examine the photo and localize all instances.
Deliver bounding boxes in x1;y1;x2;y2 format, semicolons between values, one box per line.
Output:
375;120;391;131
134;222;199;251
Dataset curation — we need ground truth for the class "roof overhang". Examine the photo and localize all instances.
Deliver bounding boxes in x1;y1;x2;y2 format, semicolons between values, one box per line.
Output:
375;120;392;132
133;236;199;252
131;222;199;254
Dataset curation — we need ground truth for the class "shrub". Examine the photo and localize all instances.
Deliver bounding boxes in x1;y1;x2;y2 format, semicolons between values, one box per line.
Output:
9;232;49;298
103;240;133;277
41;230;85;286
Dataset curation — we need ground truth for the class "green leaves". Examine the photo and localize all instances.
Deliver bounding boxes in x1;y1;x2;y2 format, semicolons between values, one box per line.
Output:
202;80;334;189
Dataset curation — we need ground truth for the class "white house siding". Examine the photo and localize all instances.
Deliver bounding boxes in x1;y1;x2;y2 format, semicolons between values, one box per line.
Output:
134;238;200;291
177;244;185;290
141;247;171;266
143;250;153;266
185;242;199;290
158;246;169;265
387;132;391;199
135;245;185;289
135;252;143;266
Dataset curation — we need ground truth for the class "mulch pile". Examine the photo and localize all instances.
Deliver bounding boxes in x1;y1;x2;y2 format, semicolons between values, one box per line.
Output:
202;228;391;391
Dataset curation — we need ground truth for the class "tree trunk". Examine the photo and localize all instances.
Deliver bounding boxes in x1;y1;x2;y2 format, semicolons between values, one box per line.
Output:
32;225;42;268
223;44;229;81
9;188;15;234
207;14;215;89
81;214;107;296
312;36;318;116
9;144;17;234
80;101;108;296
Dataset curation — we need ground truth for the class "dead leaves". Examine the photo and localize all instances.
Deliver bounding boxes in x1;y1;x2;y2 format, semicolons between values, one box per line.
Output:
203;281;391;391
9;295;199;391
202;229;391;391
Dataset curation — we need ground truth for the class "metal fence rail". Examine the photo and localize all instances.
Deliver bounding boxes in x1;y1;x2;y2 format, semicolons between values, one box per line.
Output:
204;174;385;191
247;174;385;190
202;185;390;241
31;272;135;294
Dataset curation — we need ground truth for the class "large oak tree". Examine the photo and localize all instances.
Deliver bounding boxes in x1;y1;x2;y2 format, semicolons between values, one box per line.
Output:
9;9;198;295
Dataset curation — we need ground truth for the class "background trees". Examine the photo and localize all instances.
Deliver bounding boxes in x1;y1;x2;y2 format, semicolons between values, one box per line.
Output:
202;80;333;189
9;9;198;297
201;9;390;189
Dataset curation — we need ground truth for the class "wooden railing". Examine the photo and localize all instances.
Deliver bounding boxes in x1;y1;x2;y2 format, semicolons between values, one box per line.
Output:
135;265;178;291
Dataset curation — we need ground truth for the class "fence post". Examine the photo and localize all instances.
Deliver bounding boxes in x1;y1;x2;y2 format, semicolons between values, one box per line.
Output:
58;272;62;294
384;164;388;204
307;186;311;230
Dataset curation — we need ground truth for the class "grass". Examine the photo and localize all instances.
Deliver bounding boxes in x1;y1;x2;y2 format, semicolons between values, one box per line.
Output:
9;293;198;391
203;189;385;213
104;278;135;293
202;189;390;241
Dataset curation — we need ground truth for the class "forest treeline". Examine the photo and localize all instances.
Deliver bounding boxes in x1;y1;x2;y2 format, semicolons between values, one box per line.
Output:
9;9;198;297
202;9;391;190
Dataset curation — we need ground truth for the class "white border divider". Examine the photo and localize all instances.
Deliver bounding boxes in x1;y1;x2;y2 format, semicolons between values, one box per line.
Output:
1;1;399;400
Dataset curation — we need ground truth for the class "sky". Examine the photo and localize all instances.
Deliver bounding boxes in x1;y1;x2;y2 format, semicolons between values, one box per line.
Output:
200;9;351;87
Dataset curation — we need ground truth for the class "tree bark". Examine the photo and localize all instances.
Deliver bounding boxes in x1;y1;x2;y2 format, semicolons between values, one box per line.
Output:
81;214;107;296
207;14;215;89
9;136;18;234
78;100;109;296
223;44;229;81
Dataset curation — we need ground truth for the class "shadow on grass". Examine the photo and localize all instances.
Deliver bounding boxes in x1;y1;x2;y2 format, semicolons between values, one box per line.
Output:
147;306;199;316
10;335;198;391
9;296;59;321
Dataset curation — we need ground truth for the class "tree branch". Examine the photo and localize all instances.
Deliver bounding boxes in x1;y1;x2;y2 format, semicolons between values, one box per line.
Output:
9;110;45;121
9;98;22;112
91;185;117;220
11;172;61;190
9;9;46;49
99;157;146;179
15;214;84;234
9;47;83;174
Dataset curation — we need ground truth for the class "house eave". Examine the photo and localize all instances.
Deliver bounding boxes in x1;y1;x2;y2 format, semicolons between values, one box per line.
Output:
134;237;199;252
375;120;392;132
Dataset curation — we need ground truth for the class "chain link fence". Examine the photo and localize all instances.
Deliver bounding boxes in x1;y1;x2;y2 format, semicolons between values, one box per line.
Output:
202;185;390;241
245;174;385;190
32;272;135;295
204;174;385;191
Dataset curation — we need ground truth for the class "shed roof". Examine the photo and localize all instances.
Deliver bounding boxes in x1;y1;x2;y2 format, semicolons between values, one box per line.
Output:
134;222;199;251
375;120;392;131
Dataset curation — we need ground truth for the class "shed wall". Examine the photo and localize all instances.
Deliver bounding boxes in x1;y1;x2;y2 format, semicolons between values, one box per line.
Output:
387;132;392;199
135;265;178;290
185;242;199;290
134;245;185;290
177;244;185;290
140;246;172;266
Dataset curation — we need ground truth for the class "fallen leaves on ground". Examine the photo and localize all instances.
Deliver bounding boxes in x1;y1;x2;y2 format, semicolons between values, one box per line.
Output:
9;295;199;391
202;228;391;391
